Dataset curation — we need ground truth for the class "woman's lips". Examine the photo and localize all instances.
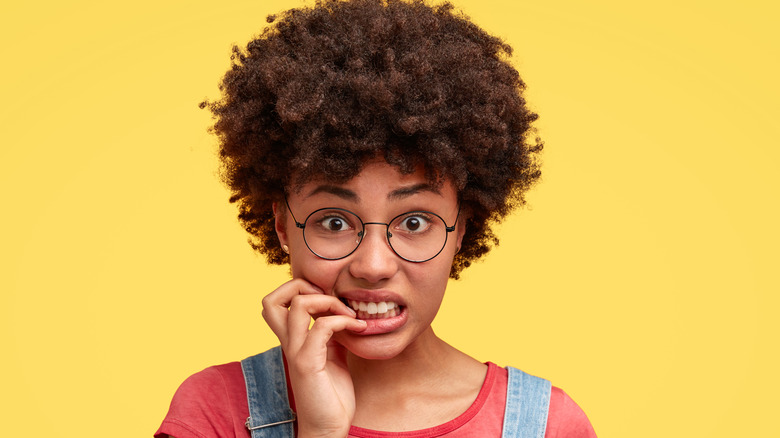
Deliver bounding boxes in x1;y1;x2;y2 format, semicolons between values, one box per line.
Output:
336;292;408;335
353;305;408;335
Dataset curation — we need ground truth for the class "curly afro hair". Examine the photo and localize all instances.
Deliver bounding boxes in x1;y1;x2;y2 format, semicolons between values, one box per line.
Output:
201;0;542;279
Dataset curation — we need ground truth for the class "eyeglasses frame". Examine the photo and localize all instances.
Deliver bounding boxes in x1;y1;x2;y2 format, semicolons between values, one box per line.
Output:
284;197;460;263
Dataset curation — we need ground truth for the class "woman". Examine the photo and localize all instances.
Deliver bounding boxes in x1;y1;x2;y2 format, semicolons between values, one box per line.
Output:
157;0;596;436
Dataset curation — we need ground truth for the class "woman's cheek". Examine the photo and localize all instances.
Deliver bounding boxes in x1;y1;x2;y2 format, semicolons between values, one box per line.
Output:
294;259;343;294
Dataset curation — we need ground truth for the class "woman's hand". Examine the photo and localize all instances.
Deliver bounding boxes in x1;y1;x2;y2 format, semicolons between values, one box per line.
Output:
262;279;367;438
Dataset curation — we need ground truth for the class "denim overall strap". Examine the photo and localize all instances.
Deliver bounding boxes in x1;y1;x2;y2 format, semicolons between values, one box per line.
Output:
241;346;296;438
501;366;552;438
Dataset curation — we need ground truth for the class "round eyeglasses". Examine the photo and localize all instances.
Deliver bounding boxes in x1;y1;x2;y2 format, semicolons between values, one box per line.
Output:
285;199;460;263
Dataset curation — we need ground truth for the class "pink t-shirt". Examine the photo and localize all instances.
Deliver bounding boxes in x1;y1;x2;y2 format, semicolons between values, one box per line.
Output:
155;362;596;438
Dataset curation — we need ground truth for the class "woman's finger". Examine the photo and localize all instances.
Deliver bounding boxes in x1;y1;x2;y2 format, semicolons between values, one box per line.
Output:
287;294;356;332
261;279;325;345
285;294;358;352
293;315;367;374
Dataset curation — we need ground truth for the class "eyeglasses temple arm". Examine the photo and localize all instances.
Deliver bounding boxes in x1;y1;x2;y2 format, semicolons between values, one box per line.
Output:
284;196;306;228
445;205;461;232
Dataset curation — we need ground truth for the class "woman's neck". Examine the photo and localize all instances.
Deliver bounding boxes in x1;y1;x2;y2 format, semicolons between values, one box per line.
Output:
347;327;448;387
346;328;487;431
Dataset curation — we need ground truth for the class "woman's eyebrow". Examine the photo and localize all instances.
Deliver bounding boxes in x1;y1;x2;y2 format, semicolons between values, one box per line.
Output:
305;185;359;201
304;183;439;201
388;183;440;200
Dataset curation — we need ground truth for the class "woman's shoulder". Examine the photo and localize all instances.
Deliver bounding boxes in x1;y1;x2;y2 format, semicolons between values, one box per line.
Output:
546;386;597;437
177;361;246;394
155;361;249;438
494;364;596;437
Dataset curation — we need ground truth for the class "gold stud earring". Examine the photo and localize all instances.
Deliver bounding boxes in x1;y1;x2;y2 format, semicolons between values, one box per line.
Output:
282;244;289;254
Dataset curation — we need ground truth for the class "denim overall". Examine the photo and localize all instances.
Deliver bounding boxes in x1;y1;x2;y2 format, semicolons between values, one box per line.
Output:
241;346;551;438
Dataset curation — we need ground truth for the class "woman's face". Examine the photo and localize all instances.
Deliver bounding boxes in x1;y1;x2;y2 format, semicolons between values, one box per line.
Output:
275;160;465;360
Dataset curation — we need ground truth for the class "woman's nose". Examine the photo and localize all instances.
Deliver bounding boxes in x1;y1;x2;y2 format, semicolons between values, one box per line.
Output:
348;224;399;283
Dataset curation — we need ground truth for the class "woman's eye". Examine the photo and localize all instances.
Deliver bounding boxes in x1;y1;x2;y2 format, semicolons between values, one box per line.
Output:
320;216;350;231
399;215;431;233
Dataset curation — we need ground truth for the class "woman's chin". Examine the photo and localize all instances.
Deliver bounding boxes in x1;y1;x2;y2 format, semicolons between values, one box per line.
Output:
332;332;408;361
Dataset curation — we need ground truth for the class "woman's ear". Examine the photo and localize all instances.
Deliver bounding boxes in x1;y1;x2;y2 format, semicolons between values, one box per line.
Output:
272;202;289;249
455;214;467;253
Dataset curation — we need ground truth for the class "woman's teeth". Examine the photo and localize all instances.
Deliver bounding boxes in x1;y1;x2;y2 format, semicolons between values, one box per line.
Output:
348;300;400;319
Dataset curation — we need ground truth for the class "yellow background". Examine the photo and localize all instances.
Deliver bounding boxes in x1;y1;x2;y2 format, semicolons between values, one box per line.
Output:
2;0;778;436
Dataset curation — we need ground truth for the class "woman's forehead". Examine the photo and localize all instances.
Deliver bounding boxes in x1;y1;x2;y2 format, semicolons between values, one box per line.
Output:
291;160;456;202
292;160;447;192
